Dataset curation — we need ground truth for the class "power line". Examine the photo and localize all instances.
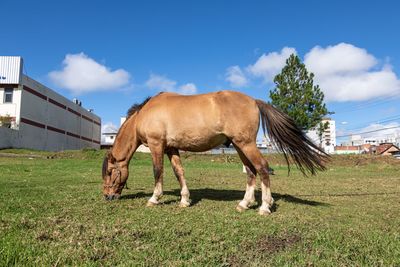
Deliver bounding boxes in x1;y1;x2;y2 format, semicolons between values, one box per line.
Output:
342;115;400;132
337;125;400;138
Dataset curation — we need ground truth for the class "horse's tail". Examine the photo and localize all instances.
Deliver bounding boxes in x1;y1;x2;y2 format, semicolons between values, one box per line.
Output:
255;99;330;176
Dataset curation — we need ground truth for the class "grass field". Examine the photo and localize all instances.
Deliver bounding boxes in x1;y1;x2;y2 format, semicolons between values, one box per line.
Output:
1;149;399;266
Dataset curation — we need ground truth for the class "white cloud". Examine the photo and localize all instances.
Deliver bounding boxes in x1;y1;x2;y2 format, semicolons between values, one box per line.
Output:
179;83;197;94
247;47;297;82
145;74;197;95
49;53;130;94
145;74;177;91
101;122;118;134
228;43;400;102
225;65;248;88
304;43;400;102
305;43;377;76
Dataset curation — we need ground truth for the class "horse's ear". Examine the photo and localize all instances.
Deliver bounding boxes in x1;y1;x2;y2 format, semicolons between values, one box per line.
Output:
106;150;116;164
102;151;115;179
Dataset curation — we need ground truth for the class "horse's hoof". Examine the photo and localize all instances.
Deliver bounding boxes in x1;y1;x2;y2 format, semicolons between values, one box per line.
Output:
179;201;190;208
268;197;275;208
146;201;159;207
236;204;248;212
258;208;271;216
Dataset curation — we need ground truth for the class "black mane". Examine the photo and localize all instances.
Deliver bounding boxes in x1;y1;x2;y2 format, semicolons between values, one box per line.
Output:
127;92;165;118
126;96;152;118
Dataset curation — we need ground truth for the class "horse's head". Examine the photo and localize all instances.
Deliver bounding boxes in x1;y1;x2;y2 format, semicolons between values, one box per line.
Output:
102;151;129;200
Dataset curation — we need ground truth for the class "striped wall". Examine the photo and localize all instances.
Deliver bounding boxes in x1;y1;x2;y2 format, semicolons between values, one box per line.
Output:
0;75;101;151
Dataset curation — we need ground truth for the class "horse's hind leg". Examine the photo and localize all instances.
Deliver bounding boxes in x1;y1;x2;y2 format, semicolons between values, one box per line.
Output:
233;144;257;212
167;149;190;207
147;142;165;206
234;142;274;215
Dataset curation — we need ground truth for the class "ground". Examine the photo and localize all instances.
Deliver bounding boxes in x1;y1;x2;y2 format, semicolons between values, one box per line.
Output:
0;149;399;266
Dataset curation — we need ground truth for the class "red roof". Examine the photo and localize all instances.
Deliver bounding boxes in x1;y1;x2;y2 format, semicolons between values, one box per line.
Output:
335;146;359;151
376;143;400;155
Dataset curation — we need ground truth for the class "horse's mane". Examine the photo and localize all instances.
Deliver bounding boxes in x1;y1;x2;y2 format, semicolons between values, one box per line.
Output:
126;92;164;118
126;96;151;118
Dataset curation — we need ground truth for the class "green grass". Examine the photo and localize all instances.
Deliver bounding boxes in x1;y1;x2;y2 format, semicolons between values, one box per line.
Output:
0;150;399;266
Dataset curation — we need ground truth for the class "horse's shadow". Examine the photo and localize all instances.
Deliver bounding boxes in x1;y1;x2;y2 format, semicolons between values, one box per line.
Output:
121;188;328;211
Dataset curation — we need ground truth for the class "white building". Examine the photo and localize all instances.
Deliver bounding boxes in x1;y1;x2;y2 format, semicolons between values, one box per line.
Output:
307;118;336;154
347;134;399;147
256;137;269;148
102;132;117;145
0;56;101;151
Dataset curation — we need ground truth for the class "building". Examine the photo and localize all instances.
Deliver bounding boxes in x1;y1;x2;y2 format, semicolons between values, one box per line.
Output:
348;134;399;147
307;118;336;154
256;137;270;149
334;143;400;157
0;56;101;151
376;143;400;156
101;132;118;149
101;125;118;149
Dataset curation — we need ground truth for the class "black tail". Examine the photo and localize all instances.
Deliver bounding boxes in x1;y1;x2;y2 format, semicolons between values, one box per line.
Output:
255;99;330;176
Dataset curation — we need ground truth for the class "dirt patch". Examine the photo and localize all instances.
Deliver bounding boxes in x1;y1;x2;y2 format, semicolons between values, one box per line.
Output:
226;233;302;266
256;233;301;254
37;232;53;242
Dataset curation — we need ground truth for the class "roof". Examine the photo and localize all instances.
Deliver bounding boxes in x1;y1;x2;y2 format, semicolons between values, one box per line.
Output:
102;132;117;135
335;146;359;151
376;143;400;155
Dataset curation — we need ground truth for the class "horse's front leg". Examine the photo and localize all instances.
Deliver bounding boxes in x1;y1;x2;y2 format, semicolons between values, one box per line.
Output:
147;143;164;206
167;149;190;207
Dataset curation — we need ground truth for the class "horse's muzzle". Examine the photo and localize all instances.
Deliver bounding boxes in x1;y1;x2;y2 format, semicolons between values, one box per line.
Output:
104;194;121;201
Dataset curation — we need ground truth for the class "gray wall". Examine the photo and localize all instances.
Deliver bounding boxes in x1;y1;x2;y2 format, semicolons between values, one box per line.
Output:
0;75;101;151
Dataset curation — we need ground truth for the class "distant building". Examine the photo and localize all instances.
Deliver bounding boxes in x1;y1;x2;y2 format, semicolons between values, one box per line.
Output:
334;143;400;157
347;133;399;147
0;56;101;151
120;116;126;125
376;143;400;156
101;132;118;149
103;132;117;144
307;118;336;154
256;137;271;149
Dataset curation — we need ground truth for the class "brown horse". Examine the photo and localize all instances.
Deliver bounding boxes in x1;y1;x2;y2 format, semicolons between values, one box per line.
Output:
102;90;329;215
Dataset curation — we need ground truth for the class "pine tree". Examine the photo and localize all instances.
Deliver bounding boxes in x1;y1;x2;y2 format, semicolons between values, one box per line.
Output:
269;54;331;132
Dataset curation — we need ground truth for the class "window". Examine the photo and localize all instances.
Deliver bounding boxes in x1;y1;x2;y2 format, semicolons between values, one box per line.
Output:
4;88;13;103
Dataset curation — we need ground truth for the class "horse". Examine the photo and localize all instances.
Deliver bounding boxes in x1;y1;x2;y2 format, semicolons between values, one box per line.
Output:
102;90;329;215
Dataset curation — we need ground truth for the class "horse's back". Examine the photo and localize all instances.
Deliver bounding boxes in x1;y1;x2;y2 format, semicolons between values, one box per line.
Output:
146;90;257;112
136;91;260;151
142;90;258;123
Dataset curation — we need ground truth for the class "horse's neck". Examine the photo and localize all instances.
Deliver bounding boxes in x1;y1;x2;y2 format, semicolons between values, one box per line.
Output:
112;115;139;163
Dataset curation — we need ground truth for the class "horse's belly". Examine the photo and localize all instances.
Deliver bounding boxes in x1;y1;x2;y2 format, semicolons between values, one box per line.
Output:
167;132;228;152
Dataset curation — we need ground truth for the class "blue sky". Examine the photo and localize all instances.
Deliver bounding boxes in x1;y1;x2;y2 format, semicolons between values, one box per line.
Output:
2;0;400;144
